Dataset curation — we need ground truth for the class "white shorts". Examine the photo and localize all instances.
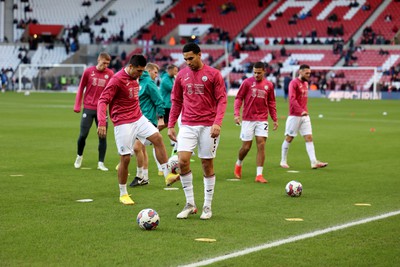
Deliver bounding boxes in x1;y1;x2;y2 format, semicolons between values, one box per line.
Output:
177;125;220;159
284;115;312;137
240;121;269;141
114;115;158;155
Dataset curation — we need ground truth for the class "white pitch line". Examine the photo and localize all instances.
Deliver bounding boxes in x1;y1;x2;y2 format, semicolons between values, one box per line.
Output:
180;210;400;267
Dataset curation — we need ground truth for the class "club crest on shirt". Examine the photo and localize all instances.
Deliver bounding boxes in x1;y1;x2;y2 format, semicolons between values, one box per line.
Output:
104;74;109;79
91;71;95;76
202;76;208;82
265;85;269;90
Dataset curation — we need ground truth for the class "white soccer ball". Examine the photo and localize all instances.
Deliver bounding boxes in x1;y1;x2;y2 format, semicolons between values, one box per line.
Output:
137;208;160;230
285;180;303;197
168;155;180;174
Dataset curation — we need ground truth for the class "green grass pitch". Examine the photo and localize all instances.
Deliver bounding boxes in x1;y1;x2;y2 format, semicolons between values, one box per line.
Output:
0;92;399;266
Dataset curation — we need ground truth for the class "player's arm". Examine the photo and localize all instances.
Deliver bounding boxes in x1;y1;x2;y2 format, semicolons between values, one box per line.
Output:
168;75;183;142
212;72;227;129
267;83;278;130
97;83;115;138
234;80;247;125
73;70;88;113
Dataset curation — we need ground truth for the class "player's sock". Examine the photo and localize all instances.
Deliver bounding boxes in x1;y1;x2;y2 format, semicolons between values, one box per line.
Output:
203;174;215;208
281;140;290;163
161;163;169;177
256;166;263;176
305;141;317;163
119;184;128;197
181;171;195;206
152;148;162;172
236;159;243;166
136;167;143;178
143;169;149;180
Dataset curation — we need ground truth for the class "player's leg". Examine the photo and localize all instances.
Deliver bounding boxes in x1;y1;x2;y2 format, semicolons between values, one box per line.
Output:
130;140;149;187
234;121;255;179
300;117;327;169
255;136;267;183
198;126;220;220
152;147;163;176
95;113;108;171
281;116;300;168
137;116;179;185
254;121;268;183
176;126;198;219
114;123;135;205
75;108;94;168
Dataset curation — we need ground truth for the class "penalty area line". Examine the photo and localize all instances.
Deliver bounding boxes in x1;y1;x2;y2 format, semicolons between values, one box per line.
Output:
180;210;400;267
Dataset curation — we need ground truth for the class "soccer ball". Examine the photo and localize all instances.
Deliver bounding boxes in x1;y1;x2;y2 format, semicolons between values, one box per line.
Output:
285;180;303;197
168;155;180;174
137;208;160;230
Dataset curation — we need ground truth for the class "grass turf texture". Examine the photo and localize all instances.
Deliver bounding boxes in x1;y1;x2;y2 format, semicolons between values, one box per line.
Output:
0;92;399;266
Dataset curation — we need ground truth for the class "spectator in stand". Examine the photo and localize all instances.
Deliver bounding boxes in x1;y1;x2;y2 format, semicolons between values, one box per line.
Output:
385;14;392;22
283;74;291;102
362;1;371;11
233;62;278;183
73;52;114;171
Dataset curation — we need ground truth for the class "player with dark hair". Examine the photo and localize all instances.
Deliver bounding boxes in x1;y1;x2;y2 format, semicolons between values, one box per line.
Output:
234;61;278;183
97;55;179;205
73;52;113;171
129;62;165;187
280;64;328;169
168;43;227;220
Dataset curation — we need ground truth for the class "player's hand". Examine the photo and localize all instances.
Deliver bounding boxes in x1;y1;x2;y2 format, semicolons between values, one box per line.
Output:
234;116;241;126
301;111;308;116
73;108;80;113
168;128;177;142
97;126;107;139
273;121;278;131
210;124;221;138
157;118;165;129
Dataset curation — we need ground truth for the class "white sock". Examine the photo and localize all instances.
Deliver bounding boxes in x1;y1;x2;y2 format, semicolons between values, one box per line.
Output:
136;167;143;178
161;163;169;177
119;184;128;197
203;175;215;208
256;167;263;176
152;148;162;172
281;140;290;163
181;172;195;206
306;141;317;163
143;169;149;180
236;159;242;166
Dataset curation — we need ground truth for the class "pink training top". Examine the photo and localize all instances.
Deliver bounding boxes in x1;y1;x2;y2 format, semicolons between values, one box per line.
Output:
234;76;277;122
289;78;309;116
97;68;142;127
168;64;227;127
73;66;114;112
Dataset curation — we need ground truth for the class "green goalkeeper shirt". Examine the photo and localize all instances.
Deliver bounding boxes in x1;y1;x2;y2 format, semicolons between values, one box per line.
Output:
138;71;165;126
